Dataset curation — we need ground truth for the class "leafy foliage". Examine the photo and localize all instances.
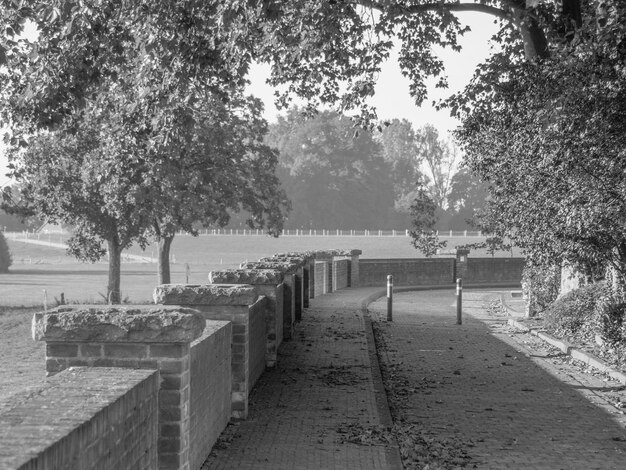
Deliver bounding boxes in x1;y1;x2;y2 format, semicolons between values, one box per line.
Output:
543;282;606;340
376;118;424;207
418;125;460;211
409;184;446;257
218;0;556;127
451;2;626;293
1;0;290;291
446;168;489;230
543;281;626;356
593;296;626;346
521;263;561;316
268;108;394;229
0;231;11;272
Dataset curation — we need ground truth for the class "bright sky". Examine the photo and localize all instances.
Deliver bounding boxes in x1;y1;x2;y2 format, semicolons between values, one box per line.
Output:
0;12;499;187
246;12;499;134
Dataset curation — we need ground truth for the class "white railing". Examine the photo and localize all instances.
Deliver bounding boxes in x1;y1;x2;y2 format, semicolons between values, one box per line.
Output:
4;229;484;239
174;229;483;237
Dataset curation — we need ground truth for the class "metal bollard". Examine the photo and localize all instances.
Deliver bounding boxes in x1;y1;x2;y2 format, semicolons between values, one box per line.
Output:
456;278;462;325
387;275;393;322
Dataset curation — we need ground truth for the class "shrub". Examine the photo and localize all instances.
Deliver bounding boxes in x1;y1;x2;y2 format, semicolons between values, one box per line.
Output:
593;299;626;345
543;282;607;341
0;232;11;273
521;263;560;316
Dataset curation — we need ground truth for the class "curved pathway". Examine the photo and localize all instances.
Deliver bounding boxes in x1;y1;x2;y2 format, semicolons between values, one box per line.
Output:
203;287;400;470
205;286;626;469
368;289;626;469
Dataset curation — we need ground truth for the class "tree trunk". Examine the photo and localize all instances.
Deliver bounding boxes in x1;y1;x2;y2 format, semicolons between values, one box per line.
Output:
514;12;549;60
107;238;122;304
158;235;174;285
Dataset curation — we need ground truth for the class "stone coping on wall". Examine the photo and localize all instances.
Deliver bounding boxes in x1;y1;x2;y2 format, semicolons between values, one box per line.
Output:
208;269;284;285
32;305;205;343
272;252;316;261
240;261;300;274
154;283;258;306
259;256;306;266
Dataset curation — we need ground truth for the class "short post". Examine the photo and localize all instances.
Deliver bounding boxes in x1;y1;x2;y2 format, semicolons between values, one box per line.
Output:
456;278;463;325
387;274;393;322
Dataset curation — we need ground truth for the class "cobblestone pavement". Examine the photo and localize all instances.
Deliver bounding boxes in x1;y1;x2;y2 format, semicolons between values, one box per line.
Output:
203;287;400;470
369;289;626;470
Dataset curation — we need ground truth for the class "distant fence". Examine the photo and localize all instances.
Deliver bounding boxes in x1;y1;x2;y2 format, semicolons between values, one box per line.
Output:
193;229;484;237
4;229;485;239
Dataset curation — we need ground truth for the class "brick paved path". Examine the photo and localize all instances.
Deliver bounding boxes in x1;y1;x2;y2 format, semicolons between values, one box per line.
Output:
203;288;400;470
369;289;626;470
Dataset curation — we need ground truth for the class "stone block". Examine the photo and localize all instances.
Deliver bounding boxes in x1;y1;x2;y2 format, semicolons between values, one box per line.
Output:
154;284;257;306
272;251;316;261
32;305;204;343
260;256;306;266
240;261;299;274
209;269;284;285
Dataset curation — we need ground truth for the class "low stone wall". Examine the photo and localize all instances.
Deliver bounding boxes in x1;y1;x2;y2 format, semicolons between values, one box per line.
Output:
7;247;364;470
359;257;524;287
32;305;211;470
0;367;159;470
209;270;285;368
4;246;528;470
359;258;456;287
190;321;231;470
314;260;330;295
333;259;350;291
154;284;267;420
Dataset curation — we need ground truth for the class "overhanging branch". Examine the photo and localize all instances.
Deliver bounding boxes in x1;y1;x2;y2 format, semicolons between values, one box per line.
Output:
355;1;516;22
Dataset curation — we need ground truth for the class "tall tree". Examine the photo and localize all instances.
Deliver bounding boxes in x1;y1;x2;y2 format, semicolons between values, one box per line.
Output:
446;167;489;230
268;108;395;229
450;2;626;296
14;107;151;303
417;125;460;210
376;118;424;207
148;93;289;284
1;0;290;294
409;181;447;256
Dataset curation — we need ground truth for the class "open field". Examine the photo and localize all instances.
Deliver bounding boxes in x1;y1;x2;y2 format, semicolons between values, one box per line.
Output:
2;234;521;306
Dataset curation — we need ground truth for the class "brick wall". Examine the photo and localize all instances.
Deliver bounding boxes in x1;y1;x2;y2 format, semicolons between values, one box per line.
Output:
33;305;205;470
308;261;316;298
294;268;303;322
359;258;455;287
359;258;524;287
10;249;367;470
190;321;231;470
282;274;296;340
0;367;159;470
257;283;284;367
332;259;350;291
46;340;193;468
314;261;329;295
249;297;268;390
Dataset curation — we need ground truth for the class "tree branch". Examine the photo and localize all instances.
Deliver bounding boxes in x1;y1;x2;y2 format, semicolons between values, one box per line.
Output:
355;1;517;22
